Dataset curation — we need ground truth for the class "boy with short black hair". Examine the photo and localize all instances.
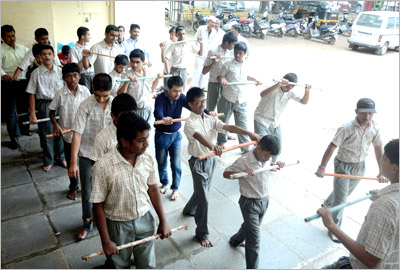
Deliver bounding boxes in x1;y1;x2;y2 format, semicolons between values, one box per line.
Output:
315;98;387;243
318;139;399;269
224;135;285;269
117;49;162;122
161;26;178;87
58;45;71;66
49;63;91;200
91;112;171;269
90;93;137;162
254;73;311;163
108;54;129;97
217;41;262;153
26;45;65;172
69;73;114;240
183;87;261;247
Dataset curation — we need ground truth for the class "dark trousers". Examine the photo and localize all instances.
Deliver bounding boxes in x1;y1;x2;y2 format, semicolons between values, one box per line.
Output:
36;99;65;166
63;142;79;191
79;157;93;230
79;73;94;94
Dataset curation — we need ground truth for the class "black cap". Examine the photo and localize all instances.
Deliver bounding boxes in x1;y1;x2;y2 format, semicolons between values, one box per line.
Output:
357;98;376;113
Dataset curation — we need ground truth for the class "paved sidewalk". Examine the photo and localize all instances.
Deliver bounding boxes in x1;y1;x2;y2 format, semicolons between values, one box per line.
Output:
1;120;384;269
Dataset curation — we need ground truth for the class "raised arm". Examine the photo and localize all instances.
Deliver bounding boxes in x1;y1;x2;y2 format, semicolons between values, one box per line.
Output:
223;125;261;143
299;84;311;104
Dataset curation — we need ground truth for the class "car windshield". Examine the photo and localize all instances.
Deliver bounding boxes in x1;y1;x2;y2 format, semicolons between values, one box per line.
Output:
356;14;383;28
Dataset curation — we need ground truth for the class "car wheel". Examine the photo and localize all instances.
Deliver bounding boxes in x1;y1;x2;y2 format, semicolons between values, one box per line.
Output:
376;42;389;55
350;44;359;50
303;30;311;40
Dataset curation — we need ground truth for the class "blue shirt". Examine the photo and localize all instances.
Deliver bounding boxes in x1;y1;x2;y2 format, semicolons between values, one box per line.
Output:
122;38;150;62
154;89;209;133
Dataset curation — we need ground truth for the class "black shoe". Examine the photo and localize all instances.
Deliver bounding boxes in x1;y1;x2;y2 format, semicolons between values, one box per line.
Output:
10;138;20;150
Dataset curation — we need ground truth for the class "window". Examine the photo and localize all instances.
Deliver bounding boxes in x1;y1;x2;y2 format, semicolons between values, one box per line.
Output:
356;14;383;28
386;17;395;29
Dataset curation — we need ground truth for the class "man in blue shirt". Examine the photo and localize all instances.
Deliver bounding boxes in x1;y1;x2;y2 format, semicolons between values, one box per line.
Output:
154;76;215;200
122;24;151;67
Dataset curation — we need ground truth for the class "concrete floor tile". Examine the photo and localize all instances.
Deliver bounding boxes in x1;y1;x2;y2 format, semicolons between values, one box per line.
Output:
1;145;23;164
261;196;292;225
1;162;32;188
208;197;243;238
28;161;68;183
36;176;81;209
1;214;57;264
6;249;69;269
18;135;41;154
178;174;224;202
1;183;42;220
154;236;180;264
159;189;187;215
161;258;194;269
62;236;105;269
211;167;241;197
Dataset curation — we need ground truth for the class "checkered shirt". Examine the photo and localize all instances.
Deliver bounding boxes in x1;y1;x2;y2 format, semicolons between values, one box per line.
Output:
70;42;94;74
25;64;64;100
89;40;124;74
89;123;117;162
219;58;250;104
108;69;124;97
203;45;233;83
165;41;199;69
125;66;153;109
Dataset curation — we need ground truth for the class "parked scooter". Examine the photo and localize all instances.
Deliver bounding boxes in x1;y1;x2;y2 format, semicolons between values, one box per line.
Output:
338;13;352;36
266;10;286;38
216;9;239;32
247;10;268;39
303;16;339;44
192;11;208;31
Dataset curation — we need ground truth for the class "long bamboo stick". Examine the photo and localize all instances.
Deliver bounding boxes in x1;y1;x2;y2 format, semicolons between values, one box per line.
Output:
229;160;300;179
273;79;323;91
210;55;234;59
325;173;378;181
304;194;374;222
92;52;116;58
198;141;257;160
154;113;224;125
117;74;173;82
81;225;188;261
227;81;258;86
46;129;72;138
166;39;197;45
23;116;59;125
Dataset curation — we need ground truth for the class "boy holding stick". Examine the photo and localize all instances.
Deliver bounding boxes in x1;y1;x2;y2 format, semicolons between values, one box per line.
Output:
315;98;388;243
183;87;260;247
224;135;285;269
254;73;311;163
216;41;262;153
318;139;399;269
69;73;114;240
108;54;129;97
49;63;91;200
90;112;171;268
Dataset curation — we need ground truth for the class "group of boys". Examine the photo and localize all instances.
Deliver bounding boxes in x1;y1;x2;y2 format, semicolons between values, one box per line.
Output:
2;22;398;270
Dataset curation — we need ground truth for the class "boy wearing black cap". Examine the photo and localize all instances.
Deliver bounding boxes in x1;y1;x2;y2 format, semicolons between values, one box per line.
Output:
315;98;388;243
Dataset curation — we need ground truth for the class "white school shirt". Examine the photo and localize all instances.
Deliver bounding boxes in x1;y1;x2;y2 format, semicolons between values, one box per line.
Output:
1;42;29;79
70;42;94;74
219;58;249;104
89;123;117;162
108;69;124;97
124;66;153;109
25;64;64;100
194;25;217;58
88;40;124;74
254;86;301;128
183;112;226;158
203;45;232;83
49;84;91;143
165;41;199;69
19;49;61;71
72;95;113;158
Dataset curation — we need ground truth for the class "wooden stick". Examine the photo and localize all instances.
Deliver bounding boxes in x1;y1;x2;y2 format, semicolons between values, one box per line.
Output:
229;160;300;179
198;141;257;160
227;81;257;86
324;173;379;181
92;52;116;58
46;129;72;138
273;79;323;91
304;194;374;222
166;39;197;45
210;55;234;59
23;116;59;125
81;225;189;261
154;113;224;125
117;74;173;82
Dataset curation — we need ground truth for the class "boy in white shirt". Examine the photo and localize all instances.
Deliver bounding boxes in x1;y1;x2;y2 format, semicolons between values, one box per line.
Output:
108;54;129;97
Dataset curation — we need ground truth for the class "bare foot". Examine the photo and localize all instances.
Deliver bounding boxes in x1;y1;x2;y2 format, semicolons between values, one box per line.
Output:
59;160;67;168
228;135;237;140
77;229;89;240
42;164;53;172
200;239;214;247
171;190;179;200
229;238;245;247
130;256;135;265
159;185;168;194
67;190;77;200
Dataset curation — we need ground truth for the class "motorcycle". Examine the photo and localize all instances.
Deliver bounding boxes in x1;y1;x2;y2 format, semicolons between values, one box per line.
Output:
192;11;208;32
281;12;301;37
236;15;252;38
303;16;339;45
266;10;286;38
338;14;352;37
216;9;239;32
247;10;268;39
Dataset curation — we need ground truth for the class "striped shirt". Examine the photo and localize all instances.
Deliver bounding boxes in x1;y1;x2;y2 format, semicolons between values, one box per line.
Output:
48;84;91;143
125;66;153;109
88;40;124;74
184;112;226;158
165;41;199;69
225;150;271;199
25;65;64;100
219;58;250;104
350;183;399;269
90;147;159;221
108;69;124;97
72;95;113;158
332;118;382;163
89;123;117;162
70;42;94;74
203;45;233;83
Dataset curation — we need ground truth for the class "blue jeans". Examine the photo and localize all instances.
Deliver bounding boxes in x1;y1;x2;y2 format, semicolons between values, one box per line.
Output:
154;129;182;190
